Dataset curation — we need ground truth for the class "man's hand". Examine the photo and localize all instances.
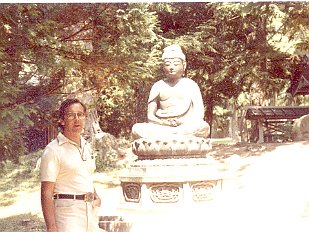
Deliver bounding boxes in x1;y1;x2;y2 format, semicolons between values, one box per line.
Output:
47;226;58;232
93;196;101;207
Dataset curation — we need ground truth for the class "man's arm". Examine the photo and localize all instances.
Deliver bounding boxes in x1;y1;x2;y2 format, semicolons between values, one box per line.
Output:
41;181;57;232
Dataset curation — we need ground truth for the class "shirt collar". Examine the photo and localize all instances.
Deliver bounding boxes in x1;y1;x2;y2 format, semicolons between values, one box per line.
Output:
57;132;87;147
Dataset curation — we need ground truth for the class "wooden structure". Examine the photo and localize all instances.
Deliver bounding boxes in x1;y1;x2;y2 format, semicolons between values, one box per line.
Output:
289;75;309;96
287;58;309;96
243;106;309;143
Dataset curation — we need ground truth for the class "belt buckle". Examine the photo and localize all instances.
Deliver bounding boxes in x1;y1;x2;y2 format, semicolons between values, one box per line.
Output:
84;192;94;202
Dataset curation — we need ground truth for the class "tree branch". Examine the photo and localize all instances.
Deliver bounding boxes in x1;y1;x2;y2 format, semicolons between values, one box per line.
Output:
60;20;93;42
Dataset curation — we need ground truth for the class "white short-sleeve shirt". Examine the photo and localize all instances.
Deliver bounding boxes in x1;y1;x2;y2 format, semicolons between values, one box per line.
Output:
40;133;96;194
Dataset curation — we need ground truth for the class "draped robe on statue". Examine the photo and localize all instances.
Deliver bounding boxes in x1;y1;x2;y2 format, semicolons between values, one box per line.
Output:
132;77;209;140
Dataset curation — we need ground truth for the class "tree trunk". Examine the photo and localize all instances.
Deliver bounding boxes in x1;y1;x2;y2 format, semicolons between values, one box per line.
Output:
229;99;240;142
205;95;214;138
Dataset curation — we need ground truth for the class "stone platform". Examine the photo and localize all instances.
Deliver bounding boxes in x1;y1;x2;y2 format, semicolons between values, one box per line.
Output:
118;157;225;213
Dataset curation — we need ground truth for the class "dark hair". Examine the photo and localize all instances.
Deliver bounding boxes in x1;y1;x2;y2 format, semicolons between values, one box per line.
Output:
58;98;87;130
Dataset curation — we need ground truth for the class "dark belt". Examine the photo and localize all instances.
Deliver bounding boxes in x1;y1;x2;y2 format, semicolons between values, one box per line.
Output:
53;192;94;202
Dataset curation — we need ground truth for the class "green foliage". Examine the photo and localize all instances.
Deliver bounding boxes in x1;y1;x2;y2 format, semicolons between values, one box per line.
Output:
92;3;162;137
0;4;71;161
93;134;131;172
95;148;119;173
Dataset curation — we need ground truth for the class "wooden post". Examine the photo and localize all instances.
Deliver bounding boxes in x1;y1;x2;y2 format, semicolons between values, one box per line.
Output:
257;119;264;143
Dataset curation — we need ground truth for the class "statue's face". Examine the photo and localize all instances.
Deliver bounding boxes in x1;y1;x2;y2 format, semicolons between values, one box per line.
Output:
163;58;186;80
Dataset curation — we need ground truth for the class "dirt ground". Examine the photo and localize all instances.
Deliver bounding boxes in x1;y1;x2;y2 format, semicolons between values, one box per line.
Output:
0;141;308;232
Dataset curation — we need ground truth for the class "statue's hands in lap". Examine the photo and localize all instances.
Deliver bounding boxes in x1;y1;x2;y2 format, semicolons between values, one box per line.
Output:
159;118;183;127
168;118;182;127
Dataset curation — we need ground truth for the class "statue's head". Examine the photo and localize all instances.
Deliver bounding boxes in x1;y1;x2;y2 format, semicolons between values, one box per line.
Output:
162;44;186;61
162;44;186;80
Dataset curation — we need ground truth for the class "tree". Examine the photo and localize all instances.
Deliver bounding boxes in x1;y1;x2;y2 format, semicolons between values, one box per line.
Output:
90;3;162;137
0;3;162;161
0;4;66;161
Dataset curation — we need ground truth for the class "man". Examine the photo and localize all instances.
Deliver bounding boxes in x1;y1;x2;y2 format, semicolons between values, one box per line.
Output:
40;98;103;232
132;44;210;140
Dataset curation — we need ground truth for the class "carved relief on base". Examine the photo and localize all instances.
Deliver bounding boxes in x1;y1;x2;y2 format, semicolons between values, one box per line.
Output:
122;182;141;203
190;180;221;201
150;183;183;203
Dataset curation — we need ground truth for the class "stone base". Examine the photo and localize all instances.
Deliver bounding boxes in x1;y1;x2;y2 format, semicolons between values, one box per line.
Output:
98;216;132;232
118;158;224;213
132;137;212;160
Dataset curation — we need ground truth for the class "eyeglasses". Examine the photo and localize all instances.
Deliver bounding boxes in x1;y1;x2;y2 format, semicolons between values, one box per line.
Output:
65;112;86;120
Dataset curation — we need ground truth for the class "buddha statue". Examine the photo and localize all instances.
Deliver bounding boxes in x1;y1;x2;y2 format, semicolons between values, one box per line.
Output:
132;44;210;141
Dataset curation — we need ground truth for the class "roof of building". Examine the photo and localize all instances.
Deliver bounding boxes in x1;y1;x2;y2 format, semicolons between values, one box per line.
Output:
287;60;309;96
245;106;309;120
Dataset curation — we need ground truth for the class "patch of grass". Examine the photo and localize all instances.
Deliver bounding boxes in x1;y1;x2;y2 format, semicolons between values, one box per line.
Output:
0;150;42;207
0;213;45;232
0;192;16;207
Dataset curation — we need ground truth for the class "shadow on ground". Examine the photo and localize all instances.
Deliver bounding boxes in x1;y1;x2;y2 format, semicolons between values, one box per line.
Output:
0;213;45;232
208;141;286;159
